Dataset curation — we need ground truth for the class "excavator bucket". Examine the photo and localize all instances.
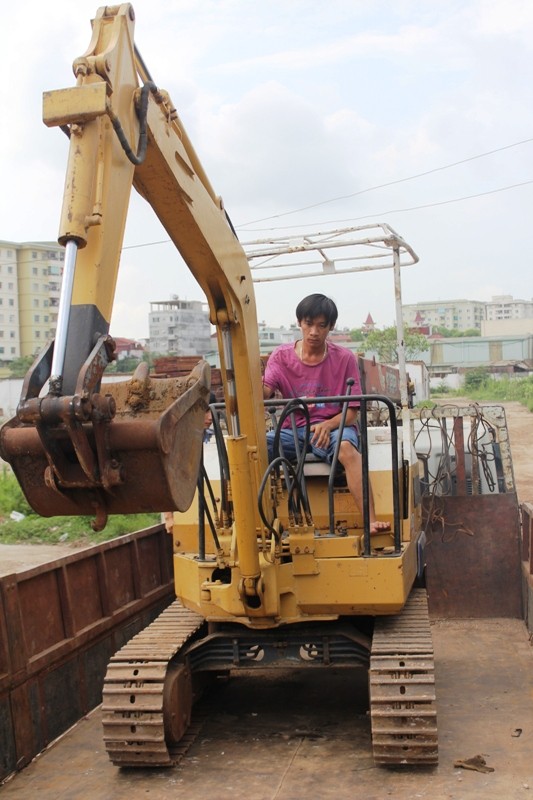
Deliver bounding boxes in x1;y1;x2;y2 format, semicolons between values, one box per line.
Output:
0;359;211;530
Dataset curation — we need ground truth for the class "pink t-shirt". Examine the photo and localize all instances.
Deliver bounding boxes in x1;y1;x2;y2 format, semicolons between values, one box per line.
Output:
263;341;361;427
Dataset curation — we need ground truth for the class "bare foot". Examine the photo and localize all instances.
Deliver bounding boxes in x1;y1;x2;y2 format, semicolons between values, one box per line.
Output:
370;520;391;535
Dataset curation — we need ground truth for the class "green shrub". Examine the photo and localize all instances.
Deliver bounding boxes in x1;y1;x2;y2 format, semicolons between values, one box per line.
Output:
466;374;533;407
0;469;33;516
464;368;491;391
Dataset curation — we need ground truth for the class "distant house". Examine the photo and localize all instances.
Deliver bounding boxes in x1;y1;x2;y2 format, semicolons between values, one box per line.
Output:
148;297;212;356
329;331;352;344
113;337;145;361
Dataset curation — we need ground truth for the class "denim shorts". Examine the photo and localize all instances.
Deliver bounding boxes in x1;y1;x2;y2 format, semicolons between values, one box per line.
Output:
266;425;359;464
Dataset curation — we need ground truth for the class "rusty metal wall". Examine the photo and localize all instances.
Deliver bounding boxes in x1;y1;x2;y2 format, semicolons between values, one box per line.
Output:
0;525;174;781
521;501;533;634
423;494;523;619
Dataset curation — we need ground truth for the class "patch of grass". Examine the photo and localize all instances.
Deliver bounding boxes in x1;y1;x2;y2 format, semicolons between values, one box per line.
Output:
429;375;533;413
0;469;160;544
0;467;32;516
467;375;533;412
0;512;161;544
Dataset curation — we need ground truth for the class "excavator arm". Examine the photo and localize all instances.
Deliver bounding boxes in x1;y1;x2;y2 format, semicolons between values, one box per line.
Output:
0;2;267;595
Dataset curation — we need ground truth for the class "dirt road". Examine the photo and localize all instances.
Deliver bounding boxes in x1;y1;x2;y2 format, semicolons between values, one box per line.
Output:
501;401;533;505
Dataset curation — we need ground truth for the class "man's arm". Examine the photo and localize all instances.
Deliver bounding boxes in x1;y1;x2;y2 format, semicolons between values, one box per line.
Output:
263;382;274;399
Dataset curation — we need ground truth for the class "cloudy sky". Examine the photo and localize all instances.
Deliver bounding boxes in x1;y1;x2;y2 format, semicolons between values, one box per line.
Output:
2;0;532;339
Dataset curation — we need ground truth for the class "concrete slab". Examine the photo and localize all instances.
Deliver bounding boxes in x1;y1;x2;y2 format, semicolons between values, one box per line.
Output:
1;618;532;799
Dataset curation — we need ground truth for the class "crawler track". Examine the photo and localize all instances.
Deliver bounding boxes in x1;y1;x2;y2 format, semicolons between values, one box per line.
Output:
369;589;438;765
102;600;205;767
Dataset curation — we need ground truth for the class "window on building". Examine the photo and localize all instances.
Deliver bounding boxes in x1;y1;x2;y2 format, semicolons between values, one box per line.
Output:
8;299;13;306
32;251;38;259
34;315;40;323
9;331;14;338
8;282;13;290
36;331;41;338
32;267;38;275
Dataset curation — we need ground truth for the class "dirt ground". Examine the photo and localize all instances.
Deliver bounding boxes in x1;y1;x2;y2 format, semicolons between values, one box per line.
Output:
2;618;532;800
497;400;533;505
1;399;532;576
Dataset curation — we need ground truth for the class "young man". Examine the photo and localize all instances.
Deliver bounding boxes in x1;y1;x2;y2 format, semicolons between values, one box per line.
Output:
262;293;390;535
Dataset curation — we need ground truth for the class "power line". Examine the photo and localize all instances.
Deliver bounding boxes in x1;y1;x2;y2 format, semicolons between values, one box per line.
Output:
236;178;533;234
237;136;533;228
119;140;533;251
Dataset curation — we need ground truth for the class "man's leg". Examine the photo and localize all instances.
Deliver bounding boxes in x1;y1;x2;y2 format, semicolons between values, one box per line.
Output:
267;427;308;462
336;440;390;534
311;429;390;535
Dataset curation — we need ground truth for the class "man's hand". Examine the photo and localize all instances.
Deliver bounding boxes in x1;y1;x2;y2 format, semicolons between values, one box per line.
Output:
310;421;334;449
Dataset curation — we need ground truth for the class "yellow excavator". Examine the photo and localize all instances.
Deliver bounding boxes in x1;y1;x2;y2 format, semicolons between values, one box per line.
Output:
0;5;437;766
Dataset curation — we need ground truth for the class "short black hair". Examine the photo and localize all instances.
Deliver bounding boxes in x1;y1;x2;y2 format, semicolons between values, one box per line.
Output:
295;294;338;327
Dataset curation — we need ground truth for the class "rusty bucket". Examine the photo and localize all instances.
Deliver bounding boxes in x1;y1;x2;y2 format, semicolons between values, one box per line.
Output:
0;360;211;530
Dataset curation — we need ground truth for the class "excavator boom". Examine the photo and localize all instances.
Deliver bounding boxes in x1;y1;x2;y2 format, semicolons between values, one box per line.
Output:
0;4;267;537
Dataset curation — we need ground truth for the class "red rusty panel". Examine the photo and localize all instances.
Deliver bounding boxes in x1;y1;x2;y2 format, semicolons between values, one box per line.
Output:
423;494;522;619
0;588;10;682
137;535;165;595
17;571;66;658
453;417;467;496
105;543;136;611
9;683;36;771
67;556;104;632
359;357;401;402
0;525;174;782
521;502;533;573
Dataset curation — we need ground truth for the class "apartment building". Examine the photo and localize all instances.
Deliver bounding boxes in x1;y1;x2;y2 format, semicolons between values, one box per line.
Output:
403;298;486;331
148;296;212;356
485;295;533;321
0;239;64;361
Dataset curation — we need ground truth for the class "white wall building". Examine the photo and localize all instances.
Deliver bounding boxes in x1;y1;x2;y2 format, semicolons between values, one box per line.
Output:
0;239;64;363
485;294;533;321
148;296;212;356
403;299;486;331
258;323;299;353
